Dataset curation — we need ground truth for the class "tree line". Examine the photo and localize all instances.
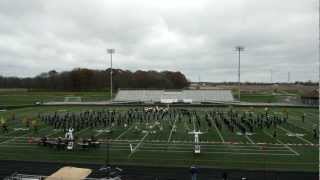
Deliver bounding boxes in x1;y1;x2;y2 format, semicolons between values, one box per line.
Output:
0;68;190;91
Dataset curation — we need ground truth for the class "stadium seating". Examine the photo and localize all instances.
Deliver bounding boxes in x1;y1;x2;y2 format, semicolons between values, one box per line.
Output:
114;89;234;103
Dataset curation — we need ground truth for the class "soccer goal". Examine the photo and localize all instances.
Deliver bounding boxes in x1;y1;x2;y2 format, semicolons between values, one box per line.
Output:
64;96;82;102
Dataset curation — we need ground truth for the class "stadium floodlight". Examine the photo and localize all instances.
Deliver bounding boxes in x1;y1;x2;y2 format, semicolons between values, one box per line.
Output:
235;46;245;102
107;49;115;103
106;48;115;173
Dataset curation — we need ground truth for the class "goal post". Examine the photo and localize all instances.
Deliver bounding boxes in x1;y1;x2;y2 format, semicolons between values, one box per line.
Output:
64;96;82;102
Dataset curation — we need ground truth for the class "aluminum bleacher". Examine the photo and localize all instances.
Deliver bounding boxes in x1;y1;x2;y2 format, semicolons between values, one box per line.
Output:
114;89;234;103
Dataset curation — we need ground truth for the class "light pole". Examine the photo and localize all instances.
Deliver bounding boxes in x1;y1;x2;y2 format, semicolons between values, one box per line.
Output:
235;46;244;101
270;69;273;83
107;49;115;103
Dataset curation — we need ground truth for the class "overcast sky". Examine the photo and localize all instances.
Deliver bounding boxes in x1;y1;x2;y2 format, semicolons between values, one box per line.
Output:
0;0;318;82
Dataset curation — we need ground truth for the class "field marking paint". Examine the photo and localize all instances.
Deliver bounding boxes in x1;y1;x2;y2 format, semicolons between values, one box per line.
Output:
94;131;104;137
74;127;90;136
0;126;50;144
109;139;318;147
212;121;225;143
192;116;196;131
0;132;32;145
0;138;302;157
129;144;133;152
278;126;313;145
167;118;177;142
95;125;119;137
0;130;20;137
115;125;135;140
2;140;293;151
287;121;312;132
136;145;290;152
136;143;288;149
0;143;298;157
90;150;314;163
120;156;318;166
292;111;318;125
34;127;61;138
263;130;300;156
23;126;51;137
0;136;17;145
184;120;191;131
127;148;297;156
0;145;298;158
46;130;60;137
128;132;149;158
245;135;255;144
281;142;300;156
0;143;288;153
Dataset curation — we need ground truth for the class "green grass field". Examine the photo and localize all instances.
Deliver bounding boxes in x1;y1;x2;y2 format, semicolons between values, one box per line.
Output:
0;91;110;106
0;106;318;172
240;94;278;103
235;91;300;103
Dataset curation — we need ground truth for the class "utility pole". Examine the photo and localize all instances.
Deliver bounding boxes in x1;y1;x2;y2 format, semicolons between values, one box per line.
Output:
270;69;273;83
288;72;290;83
105;48;114;177
235;46;244;101
107;49;115;103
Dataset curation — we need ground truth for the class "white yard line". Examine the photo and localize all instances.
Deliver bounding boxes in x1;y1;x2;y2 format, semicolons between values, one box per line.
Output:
94;126;116;138
0;139;297;157
128;149;297;156
0;130;19;136
184;121;191;131
264;130;300;156
287;121;313;132
108;139;314;146
74;127;90;136
167;118;177;142
0;126;51;145
245;135;255;144
35;127;60;137
192;116;196;131
46;131;60;137
0;145;296;156
0;126;50;138
135;142;288;149
296;112;318;125
94;131;104;137
212;121;225;143
0;141;290;152
115;125;135;140
0;136;17;145
281;142;300;156
128;132;149;158
278;126;313;145
0;132;32;145
0;145;38;148
132;145;290;152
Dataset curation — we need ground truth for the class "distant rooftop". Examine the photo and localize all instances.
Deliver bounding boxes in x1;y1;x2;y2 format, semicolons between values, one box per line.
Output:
301;89;319;99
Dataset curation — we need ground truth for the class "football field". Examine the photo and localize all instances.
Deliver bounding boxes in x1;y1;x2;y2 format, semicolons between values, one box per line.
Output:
0;106;318;172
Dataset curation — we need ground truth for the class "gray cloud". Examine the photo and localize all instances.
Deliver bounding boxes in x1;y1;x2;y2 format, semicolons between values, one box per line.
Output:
0;0;318;82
